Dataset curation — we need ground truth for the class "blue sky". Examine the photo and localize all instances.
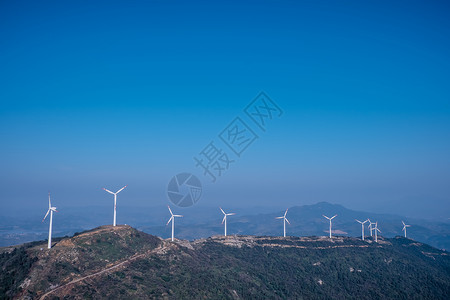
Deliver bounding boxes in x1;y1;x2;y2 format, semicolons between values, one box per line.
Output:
1;1;449;218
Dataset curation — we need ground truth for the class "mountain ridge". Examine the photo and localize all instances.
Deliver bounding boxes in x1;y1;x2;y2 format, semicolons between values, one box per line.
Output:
1;202;449;251
1;225;449;299
141;201;450;250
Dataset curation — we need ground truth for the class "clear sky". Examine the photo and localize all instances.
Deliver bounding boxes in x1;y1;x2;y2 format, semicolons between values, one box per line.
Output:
1;1;449;218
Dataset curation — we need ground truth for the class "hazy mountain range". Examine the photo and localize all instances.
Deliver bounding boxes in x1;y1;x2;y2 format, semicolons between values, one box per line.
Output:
1;202;449;250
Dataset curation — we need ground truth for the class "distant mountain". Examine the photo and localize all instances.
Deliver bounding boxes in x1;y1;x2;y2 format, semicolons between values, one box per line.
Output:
1;225;449;299
1;202;449;251
140;202;450;250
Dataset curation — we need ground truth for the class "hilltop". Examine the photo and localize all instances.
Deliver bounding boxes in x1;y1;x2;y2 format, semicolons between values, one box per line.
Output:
1;225;449;299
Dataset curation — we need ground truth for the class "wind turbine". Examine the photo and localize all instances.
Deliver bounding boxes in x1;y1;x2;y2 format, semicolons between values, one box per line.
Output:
374;222;381;243
323;214;337;238
220;207;235;237
401;221;411;238
355;219;369;240
103;185;127;226
167;206;183;241
367;219;376;237
42;192;57;249
275;209;290;237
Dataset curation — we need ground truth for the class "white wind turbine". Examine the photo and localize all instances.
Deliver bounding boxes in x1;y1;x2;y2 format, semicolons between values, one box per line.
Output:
42;192;58;249
167;206;183;241
103;185;127;226
374;222;381;243
323;214;337;238
402;221;411;238
367;219;376;237
275;209;290;237
220;207;235;237
356;219;369;241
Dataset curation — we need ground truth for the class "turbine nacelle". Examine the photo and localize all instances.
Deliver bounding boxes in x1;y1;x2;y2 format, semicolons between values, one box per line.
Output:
103;185;127;226
323;214;337;220
402;221;411;230
276;210;290;224
220;207;236;224
43;192;57;249
103;185;128;195
323;214;337;238
356;219;369;240
167;206;182;241
401;220;411;238
167;206;183;224
43;193;58;222
276;209;290;237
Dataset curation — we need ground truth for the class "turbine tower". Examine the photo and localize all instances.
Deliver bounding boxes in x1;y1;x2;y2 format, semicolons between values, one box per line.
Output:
374;222;381;243
42;192;58;249
275;209;290;237
367;219;376;237
323;214;337;238
103;185;127;226
401;221;411;238
355;219;369;241
220;207;235;237
167;206;183;241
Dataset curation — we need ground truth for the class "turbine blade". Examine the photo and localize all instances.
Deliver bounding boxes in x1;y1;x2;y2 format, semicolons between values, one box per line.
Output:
222;215;226;224
285;218;290;225
116;185;127;194
166;216;173;225
174;215;183;217
331;214;337;219
42;209;50;222
168;205;173;215
220;207;225;215
103;188;114;194
276;216;283;219
48;193;51;208
227;213;236;216
284;209;288;217
402;221;405;226
323;215;330;220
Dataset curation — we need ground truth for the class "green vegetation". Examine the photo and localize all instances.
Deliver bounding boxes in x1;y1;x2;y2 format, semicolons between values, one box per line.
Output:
55;236;450;299
1;226;449;299
0;245;37;300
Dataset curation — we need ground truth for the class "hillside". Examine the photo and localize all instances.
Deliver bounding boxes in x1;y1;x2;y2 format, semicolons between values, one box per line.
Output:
1;226;449;299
